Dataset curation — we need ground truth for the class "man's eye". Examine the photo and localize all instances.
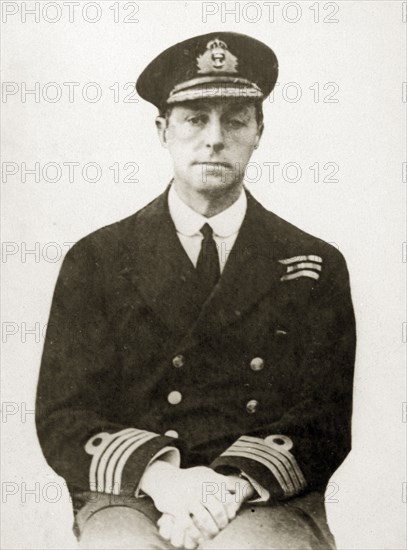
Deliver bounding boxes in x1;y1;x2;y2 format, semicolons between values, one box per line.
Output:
228;119;245;129
187;115;206;125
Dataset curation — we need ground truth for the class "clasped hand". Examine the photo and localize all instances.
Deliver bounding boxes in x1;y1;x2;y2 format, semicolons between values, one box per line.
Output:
140;461;255;549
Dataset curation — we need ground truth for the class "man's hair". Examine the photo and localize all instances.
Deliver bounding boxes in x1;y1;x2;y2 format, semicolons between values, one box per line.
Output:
158;98;264;128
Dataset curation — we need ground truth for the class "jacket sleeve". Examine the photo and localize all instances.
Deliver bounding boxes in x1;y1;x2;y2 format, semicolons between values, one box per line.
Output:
210;250;356;501
36;236;182;496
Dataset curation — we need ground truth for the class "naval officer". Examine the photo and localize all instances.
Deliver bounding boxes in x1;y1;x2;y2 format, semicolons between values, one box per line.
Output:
36;32;356;549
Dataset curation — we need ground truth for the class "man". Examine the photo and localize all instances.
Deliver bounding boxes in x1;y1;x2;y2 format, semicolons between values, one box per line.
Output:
36;32;356;549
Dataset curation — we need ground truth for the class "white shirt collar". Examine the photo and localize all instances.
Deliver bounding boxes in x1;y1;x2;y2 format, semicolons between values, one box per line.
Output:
168;184;247;238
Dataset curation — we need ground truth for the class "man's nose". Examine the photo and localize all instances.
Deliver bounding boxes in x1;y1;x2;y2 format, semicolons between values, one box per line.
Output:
205;118;225;153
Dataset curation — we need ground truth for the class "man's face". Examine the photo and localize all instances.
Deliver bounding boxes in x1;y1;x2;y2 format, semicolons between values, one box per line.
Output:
156;99;263;195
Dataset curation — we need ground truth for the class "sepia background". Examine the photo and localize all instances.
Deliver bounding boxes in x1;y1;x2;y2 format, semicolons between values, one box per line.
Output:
1;1;406;548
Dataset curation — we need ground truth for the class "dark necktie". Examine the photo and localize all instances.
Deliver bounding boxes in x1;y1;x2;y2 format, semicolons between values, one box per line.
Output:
196;223;220;302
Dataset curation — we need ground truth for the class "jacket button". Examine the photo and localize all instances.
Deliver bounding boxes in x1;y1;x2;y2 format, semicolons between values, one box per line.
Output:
172;355;185;368
164;429;179;438
265;435;293;451
246;399;259;414
167;391;182;405
250;357;264;371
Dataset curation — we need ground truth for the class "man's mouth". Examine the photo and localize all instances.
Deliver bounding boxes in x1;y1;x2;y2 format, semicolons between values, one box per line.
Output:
193;161;233;169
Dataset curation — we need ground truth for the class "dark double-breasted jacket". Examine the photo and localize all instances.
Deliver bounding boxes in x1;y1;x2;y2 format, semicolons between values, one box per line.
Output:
36;186;356;502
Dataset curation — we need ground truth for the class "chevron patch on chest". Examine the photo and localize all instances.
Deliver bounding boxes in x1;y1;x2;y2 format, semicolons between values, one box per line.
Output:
278;255;323;281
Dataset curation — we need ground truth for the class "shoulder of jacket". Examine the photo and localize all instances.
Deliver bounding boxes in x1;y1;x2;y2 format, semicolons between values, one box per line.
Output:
258;205;344;261
64;192;165;258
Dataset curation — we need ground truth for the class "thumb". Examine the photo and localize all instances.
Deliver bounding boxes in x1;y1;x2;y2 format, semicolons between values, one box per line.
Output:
225;475;241;492
223;492;241;519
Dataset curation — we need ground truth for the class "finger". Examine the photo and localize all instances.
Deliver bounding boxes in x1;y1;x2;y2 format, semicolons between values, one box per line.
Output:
157;514;174;541
188;501;219;539
183;524;203;550
184;519;204;543
224;478;253;506
162;514;202;549
225;476;240;493
170;514;194;549
157;513;173;527
223;492;241;519
204;494;229;529
183;533;199;550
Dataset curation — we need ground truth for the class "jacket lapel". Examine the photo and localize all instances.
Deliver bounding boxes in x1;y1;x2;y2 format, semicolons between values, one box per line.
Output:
125;188;287;346
176;192;287;351
124;188;203;337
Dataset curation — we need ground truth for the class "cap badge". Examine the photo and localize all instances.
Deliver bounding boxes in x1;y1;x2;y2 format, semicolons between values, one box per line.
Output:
197;39;238;74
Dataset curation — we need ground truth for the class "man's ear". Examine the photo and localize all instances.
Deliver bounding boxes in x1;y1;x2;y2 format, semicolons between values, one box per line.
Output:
254;122;264;149
155;116;168;148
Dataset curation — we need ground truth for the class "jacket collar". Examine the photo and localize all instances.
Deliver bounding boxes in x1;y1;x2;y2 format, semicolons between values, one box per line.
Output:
168;183;247;238
127;186;287;347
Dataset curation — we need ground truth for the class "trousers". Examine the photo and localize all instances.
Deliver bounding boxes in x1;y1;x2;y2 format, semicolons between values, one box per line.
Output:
72;490;336;550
